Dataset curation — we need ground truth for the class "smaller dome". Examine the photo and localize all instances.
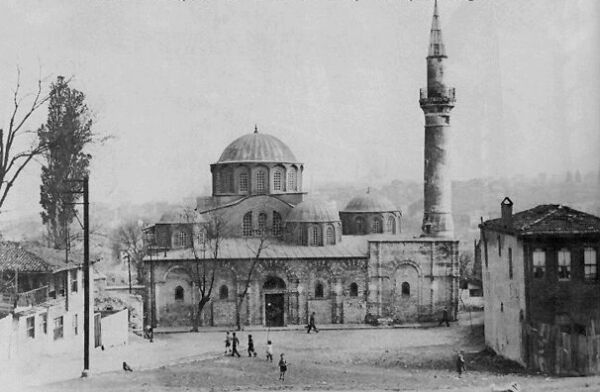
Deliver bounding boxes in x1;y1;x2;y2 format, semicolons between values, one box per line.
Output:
159;208;205;224
286;199;340;223
342;192;398;213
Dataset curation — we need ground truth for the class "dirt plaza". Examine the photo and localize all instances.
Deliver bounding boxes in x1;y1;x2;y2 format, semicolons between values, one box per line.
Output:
27;317;600;392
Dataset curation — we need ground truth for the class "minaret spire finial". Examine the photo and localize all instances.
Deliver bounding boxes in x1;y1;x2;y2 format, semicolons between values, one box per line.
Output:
254;124;258;134
428;0;446;57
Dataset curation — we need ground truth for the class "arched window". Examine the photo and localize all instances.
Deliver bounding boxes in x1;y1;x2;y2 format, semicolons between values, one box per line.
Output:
356;217;365;234
315;282;324;298
175;286;184;301
401;282;410;297
349;282;358;297
287;167;297;191
215;172;222;193
373;218;382;234
219;285;229;300
242;212;253;237
273;170;283;191
309;226;320;246
272;212;282;236
223;168;234;193
387;216;396;234
175;231;187;247
326;226;335;245
256;169;266;193
239;171;249;192
258;212;267;235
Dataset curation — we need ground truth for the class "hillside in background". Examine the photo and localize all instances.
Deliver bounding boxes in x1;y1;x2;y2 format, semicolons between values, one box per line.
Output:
1;171;598;275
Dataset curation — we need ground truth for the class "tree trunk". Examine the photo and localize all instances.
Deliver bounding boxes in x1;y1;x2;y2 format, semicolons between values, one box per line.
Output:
192;296;210;332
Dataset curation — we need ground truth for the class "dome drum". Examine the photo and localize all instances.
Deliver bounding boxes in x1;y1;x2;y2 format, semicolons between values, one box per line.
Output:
211;162;303;196
284;199;342;246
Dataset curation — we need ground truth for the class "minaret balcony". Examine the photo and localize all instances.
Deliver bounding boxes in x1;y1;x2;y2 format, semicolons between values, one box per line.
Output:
419;87;456;104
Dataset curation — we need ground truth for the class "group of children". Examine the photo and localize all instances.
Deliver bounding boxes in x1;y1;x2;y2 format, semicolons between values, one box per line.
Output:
225;331;288;381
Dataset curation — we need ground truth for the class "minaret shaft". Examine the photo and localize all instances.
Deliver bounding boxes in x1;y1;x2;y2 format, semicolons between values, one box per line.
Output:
420;0;455;238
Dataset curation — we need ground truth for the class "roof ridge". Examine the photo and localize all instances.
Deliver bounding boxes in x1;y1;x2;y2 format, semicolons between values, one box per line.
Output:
521;205;561;230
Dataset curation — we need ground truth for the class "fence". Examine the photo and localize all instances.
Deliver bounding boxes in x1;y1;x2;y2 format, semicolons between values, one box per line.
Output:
524;321;600;376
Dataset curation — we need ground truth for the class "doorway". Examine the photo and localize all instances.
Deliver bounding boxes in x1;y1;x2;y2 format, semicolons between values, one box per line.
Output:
265;293;285;327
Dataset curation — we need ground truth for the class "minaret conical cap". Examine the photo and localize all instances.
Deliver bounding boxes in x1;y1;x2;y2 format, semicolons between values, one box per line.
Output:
428;0;446;57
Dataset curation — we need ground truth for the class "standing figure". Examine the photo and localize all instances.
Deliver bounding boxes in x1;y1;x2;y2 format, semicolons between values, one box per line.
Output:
307;312;319;334
247;334;257;357
456;351;466;377
266;340;273;362
225;331;231;354
278;353;287;381
439;307;450;327
231;332;241;357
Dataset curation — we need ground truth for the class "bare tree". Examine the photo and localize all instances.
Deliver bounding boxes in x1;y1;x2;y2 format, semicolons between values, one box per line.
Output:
188;209;225;332
235;228;269;331
111;219;146;284
0;70;50;214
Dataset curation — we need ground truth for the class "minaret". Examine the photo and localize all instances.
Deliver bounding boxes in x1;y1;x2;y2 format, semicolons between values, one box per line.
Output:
420;0;455;238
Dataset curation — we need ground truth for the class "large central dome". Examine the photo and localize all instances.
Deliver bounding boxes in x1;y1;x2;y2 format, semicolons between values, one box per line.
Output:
218;131;298;163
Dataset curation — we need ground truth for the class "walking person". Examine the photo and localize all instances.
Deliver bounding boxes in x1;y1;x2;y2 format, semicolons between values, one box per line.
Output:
307;311;319;334
231;332;241;357
456;350;466;377
278;353;288;381
266;340;273;362
225;331;231;354
438;307;450;327
247;334;257;357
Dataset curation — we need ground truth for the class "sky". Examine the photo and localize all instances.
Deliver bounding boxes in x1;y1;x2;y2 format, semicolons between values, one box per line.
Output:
0;0;598;220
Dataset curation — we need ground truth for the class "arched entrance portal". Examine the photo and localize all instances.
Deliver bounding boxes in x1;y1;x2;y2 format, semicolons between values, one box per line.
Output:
263;276;286;327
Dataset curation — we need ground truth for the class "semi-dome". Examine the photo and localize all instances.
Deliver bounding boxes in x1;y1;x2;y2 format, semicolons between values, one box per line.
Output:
286;199;340;223
217;130;298;163
342;192;398;213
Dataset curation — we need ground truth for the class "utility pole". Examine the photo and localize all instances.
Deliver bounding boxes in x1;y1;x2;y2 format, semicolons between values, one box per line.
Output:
65;177;90;377
82;176;89;377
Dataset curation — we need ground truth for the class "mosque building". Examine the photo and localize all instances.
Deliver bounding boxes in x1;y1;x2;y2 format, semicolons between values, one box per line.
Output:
143;1;459;328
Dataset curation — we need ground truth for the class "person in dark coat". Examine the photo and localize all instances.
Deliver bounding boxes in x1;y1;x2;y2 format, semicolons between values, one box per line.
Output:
231;332;241;357
439;307;450;327
307;312;319;333
247;334;257;357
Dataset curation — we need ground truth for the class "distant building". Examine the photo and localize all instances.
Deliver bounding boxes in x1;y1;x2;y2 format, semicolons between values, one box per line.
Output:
480;198;600;373
143;1;459;329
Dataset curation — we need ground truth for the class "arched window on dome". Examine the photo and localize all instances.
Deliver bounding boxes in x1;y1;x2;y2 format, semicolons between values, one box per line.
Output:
315;282;324;298
309;225;321;246
373;218;383;234
256;169;267;193
214;172;222;194
273;169;283;191
401;282;410;297
387;216;396;234
258;212;267;235
222;167;234;193
239;171;249;193
356;217;366;234
287;167;297;191
219;285;229;300
242;212;253;237
326;226;335;245
175;231;188;247
349;282;358;297
272;212;282;237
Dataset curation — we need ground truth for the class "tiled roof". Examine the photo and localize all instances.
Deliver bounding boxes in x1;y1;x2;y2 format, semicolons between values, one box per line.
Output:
481;204;600;236
0;242;80;272
146;236;370;261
